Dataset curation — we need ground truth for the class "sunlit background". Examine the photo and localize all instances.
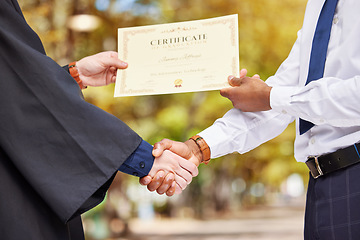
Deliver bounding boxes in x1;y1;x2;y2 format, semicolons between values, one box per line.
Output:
19;0;308;239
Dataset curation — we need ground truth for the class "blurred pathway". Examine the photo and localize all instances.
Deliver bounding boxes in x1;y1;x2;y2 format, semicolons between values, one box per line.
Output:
124;202;305;240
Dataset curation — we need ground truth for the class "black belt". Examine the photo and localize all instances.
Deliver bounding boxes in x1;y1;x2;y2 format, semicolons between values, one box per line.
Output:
306;143;360;179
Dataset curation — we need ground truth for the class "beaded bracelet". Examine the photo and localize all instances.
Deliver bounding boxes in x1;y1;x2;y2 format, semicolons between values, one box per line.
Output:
69;62;86;89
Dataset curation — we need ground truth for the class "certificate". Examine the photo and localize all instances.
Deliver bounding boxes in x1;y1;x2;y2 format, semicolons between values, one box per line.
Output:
115;14;239;97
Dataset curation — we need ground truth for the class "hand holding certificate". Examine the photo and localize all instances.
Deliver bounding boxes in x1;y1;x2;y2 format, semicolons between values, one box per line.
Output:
115;15;239;97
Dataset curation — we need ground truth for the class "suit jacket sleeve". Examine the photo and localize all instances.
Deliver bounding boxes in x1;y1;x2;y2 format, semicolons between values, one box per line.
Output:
0;0;142;223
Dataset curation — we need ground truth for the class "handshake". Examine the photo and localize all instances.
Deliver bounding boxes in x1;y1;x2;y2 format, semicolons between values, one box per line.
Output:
139;137;208;197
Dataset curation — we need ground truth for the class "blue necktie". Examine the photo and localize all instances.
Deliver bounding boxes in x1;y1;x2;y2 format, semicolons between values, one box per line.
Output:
299;0;339;135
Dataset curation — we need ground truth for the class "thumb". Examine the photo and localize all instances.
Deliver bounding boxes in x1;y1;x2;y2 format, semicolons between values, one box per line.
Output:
228;75;242;87
152;139;171;158
101;51;128;69
139;175;152;186
153;139;192;160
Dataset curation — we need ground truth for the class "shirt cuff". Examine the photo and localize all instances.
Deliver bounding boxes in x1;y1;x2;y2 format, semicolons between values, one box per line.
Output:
118;140;154;177
270;86;298;115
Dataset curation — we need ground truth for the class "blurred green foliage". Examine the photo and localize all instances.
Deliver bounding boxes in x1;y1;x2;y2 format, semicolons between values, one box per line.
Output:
19;0;309;238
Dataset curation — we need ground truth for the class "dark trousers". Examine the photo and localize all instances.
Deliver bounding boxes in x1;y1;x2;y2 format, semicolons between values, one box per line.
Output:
304;163;360;240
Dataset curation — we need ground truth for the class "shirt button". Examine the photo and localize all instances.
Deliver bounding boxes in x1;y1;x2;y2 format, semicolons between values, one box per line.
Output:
139;162;145;168
133;172;139;176
282;110;287;114
333;17;339;24
310;138;316;145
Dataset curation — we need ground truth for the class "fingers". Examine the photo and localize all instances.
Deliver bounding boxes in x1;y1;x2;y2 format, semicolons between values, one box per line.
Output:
176;167;193;185
140;172;177;196
141;169;193;196
166;181;177;196
139;175;152;186
240;68;248;78
146;171;166;192
227;69;260;87
178;157;199;177
174;173;189;190
166;150;196;185
147;143;199;196
252;74;260;79
140;175;183;196
146;157;196;193
109;66;118;83
156;173;175;195
228;68;247;87
175;184;183;194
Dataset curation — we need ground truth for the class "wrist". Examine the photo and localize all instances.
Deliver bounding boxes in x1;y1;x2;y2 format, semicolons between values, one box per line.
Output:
184;140;202;166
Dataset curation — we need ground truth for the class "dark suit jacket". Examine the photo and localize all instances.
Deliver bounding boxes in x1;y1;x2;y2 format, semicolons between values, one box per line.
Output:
0;1;142;239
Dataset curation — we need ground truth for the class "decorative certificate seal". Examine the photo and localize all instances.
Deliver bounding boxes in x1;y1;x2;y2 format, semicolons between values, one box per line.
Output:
174;79;183;88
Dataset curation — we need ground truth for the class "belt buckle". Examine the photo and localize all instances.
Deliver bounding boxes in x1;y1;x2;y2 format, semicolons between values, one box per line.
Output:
307;156;323;179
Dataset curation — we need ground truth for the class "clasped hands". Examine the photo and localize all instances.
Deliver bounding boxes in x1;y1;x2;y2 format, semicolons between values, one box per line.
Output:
141;69;273;196
140;139;202;196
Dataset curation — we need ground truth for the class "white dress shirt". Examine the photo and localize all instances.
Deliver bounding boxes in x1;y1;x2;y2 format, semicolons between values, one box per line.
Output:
199;0;360;162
